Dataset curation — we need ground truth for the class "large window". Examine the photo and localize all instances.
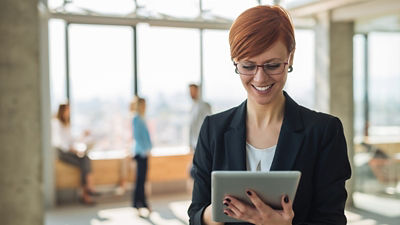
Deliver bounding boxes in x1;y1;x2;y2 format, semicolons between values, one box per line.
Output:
137;25;200;154
368;32;400;136
353;34;367;140
354;32;400;138
284;29;315;109
49;19;67;112
49;2;317;157
353;32;400;198
68;24;134;157
203;29;246;113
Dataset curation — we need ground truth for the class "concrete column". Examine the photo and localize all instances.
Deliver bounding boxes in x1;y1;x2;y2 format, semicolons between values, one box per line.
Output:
39;2;55;209
329;21;355;206
314;11;331;113
0;0;44;224
314;13;355;206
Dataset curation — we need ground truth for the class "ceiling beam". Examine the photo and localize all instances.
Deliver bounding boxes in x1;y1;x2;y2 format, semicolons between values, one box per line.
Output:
288;0;370;18
48;10;232;30
332;0;400;22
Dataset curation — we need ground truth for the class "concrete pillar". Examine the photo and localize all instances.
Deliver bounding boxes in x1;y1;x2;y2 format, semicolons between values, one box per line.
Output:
314;13;355;206
314;11;331;113
330;21;355;206
39;2;55;209
0;0;44;224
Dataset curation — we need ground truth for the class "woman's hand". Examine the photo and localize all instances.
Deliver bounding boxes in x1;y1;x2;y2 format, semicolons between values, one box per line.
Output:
202;204;224;225
223;189;294;225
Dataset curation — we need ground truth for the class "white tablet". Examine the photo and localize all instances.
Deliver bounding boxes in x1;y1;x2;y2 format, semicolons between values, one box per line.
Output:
211;171;301;223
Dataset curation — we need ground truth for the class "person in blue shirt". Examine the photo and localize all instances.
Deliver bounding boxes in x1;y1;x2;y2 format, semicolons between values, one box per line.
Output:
130;96;152;216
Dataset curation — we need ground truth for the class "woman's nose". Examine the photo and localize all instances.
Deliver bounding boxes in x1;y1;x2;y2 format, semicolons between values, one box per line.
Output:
252;67;269;82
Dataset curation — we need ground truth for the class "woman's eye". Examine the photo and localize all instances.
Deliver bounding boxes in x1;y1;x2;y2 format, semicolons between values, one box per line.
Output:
265;63;281;70
241;65;256;70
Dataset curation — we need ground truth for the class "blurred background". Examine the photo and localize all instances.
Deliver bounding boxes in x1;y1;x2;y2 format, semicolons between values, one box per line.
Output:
1;0;400;224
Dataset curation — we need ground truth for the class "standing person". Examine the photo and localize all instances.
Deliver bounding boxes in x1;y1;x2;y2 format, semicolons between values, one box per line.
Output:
52;103;98;205
188;5;351;225
130;96;152;217
188;84;211;177
189;84;212;152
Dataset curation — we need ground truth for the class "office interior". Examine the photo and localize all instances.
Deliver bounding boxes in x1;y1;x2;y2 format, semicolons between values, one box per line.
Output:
1;0;400;224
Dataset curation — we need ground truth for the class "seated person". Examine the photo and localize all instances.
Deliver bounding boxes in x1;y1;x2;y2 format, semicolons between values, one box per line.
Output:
52;103;99;205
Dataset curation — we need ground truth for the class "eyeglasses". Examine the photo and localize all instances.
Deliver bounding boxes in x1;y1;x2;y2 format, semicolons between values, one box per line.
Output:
233;60;289;76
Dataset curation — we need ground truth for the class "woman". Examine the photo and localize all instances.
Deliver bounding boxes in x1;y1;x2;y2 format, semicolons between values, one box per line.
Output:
188;5;351;225
52;103;98;205
130;96;152;216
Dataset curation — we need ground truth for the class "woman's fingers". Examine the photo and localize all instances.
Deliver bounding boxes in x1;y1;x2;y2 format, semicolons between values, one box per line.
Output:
281;194;295;218
224;200;242;217
223;195;255;222
245;189;273;214
223;192;294;225
223;195;249;214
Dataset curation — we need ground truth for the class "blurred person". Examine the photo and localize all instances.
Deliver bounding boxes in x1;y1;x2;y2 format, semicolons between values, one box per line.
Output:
188;84;212;178
52;103;99;205
188;5;351;225
189;84;212;152
130;96;152;217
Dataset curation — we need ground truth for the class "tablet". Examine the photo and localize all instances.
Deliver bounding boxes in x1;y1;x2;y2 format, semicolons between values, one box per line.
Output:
211;171;301;223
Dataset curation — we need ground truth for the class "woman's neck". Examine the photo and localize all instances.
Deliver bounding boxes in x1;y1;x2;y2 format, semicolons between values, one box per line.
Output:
135;112;145;117
246;93;285;129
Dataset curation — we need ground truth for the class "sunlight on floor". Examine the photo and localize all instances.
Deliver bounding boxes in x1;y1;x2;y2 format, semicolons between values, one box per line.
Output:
89;200;191;225
46;194;399;225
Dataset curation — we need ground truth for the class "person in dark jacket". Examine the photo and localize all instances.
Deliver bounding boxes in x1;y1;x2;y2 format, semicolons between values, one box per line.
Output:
187;5;351;225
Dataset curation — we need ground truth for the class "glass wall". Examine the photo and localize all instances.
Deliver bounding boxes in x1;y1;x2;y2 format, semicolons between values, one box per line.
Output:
203;29;246;113
284;29;315;109
137;25;200;155
49;19;67;112
354;32;400;197
68;24;134;157
368;32;400;136
49;1;317;157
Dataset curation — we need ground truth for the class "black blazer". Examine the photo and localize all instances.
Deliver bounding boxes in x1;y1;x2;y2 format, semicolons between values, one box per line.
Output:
188;92;351;225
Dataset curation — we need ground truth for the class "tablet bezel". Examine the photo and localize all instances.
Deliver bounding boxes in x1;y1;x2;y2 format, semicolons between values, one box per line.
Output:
211;171;301;223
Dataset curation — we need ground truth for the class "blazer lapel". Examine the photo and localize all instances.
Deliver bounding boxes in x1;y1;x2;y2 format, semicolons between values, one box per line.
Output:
224;101;247;171
270;92;305;171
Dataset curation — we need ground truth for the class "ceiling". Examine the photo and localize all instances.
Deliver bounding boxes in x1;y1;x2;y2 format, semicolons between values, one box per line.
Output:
287;0;400;32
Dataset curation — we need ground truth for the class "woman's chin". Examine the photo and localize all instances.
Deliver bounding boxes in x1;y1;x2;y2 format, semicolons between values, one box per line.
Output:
248;90;284;106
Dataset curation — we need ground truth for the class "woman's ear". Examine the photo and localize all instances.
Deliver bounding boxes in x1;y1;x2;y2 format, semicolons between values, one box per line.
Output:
289;49;295;66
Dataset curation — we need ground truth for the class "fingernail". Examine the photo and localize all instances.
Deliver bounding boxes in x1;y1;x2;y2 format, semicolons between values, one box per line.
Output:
224;212;228;215
224;202;228;206
246;191;252;196
225;198;231;202
284;195;289;203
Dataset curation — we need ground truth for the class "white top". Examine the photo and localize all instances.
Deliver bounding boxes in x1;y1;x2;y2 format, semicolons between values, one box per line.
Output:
189;99;211;150
246;143;277;172
52;119;73;152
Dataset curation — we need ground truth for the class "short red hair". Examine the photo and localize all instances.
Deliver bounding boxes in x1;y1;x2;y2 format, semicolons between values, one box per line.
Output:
229;5;295;61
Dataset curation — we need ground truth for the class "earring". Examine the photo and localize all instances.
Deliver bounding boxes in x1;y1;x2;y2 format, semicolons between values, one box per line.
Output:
288;65;293;73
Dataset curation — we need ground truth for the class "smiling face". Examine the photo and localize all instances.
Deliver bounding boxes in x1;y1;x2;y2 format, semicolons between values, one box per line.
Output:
235;40;292;106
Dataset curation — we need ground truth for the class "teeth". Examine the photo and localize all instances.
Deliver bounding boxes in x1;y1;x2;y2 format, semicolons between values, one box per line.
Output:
254;85;272;91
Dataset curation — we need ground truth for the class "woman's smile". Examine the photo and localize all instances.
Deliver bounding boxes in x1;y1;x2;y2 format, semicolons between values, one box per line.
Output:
252;83;275;94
